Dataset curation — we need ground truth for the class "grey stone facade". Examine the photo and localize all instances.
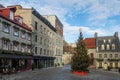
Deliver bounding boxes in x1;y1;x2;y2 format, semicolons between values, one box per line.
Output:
95;32;120;69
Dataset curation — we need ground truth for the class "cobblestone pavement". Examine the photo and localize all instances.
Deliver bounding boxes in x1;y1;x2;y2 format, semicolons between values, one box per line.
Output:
0;65;120;80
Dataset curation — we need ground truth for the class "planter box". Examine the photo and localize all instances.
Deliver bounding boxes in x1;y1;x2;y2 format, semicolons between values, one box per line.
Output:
73;71;88;76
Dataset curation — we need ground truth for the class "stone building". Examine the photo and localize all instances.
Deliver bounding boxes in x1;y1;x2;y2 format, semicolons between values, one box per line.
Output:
43;15;63;66
8;5;56;68
95;32;120;70
0;6;32;73
84;32;120;70
84;38;96;68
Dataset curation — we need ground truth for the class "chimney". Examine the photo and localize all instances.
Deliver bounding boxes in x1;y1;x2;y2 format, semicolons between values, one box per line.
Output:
94;32;98;38
0;4;5;8
114;32;118;37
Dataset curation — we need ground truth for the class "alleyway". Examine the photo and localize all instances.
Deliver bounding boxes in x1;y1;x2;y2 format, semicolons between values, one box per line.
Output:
1;65;120;80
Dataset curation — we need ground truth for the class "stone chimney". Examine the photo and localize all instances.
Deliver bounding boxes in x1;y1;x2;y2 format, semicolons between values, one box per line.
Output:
114;32;118;38
94;32;98;38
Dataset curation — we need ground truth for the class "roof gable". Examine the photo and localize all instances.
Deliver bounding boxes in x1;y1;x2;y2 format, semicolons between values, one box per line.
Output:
84;38;96;49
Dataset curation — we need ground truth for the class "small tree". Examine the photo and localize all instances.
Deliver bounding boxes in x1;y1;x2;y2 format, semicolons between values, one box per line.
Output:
71;29;90;72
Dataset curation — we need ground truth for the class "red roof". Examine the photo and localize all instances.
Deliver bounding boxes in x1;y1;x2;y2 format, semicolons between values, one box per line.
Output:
0;7;32;31
84;38;96;49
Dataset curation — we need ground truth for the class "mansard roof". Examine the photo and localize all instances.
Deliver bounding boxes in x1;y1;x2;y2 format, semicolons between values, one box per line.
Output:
96;32;120;52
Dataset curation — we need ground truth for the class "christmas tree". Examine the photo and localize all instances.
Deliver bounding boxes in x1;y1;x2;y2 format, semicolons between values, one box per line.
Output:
71;29;90;72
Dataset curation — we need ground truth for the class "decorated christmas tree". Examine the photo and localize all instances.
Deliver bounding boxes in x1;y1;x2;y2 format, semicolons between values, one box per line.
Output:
71;29;90;72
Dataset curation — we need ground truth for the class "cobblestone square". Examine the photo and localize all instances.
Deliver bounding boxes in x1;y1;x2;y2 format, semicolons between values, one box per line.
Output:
0;65;120;80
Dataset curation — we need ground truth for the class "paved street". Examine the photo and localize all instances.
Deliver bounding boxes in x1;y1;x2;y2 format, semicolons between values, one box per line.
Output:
0;65;120;80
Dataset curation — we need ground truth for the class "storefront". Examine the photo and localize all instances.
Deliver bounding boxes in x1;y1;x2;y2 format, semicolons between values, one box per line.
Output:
33;56;55;68
0;54;32;74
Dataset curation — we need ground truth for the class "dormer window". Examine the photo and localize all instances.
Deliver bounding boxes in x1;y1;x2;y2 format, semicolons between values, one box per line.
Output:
18;17;23;24
103;40;106;43
10;10;14;20
108;39;111;43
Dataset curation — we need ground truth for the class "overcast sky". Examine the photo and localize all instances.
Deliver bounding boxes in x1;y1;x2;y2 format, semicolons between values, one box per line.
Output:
1;0;120;43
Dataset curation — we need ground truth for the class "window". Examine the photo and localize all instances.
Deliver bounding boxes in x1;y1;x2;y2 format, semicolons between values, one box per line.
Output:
109;54;112;58
110;63;113;68
14;28;19;37
101;44;105;50
104;54;107;58
13;42;19;51
115;63;118;68
108;39;111;43
40;37;42;44
44;39;46;45
21;44;26;52
21;31;26;39
18;17;23;24
99;63;102;67
44;49;46;55
112;44;115;50
115;54;118;58
27;33;31;41
2;39;9;50
106;44;110;50
40;48;42;54
3;23;10;33
35;47;37;54
10;10;14;20
35;21;37;30
103;40;106;43
35;35;37;42
99;54;102;58
47;50;49;55
44;28;46;34
27;46;31;53
40;25;43;33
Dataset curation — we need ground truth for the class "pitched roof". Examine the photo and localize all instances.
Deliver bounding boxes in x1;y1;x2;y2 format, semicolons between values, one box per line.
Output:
0;7;32;31
84;38;96;49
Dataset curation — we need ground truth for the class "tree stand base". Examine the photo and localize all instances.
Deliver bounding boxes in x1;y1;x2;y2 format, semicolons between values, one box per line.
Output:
73;71;88;76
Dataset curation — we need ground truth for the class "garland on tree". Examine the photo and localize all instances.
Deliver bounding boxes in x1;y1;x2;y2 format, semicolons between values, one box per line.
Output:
71;29;90;72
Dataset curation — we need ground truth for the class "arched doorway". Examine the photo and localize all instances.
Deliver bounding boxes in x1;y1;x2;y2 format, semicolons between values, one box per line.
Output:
90;53;94;65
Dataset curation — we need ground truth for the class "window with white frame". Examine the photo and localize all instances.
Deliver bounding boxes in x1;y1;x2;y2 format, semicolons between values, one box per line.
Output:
109;54;112;58
104;54;107;58
112;44;115;50
2;39;9;50
115;54;118;58
3;23;10;33
18;17;23;24
101;44;105;50
21;31;26;39
27;33;31;41
27;45;31;53
103;40;106;43
21;44;26;52
99;54;102;58
108;39;111;43
13;42;19;51
9;10;14;20
106;44;110;50
14;28;19;37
